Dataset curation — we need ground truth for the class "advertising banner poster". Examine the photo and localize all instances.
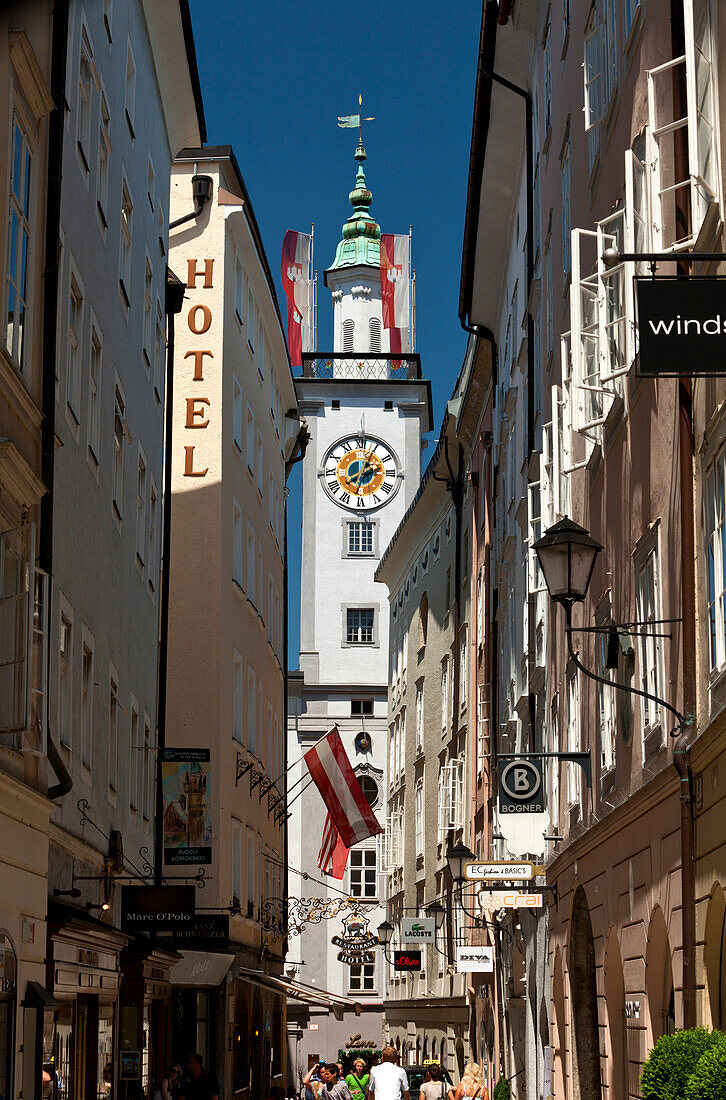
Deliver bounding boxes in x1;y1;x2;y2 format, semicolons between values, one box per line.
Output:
162;748;212;865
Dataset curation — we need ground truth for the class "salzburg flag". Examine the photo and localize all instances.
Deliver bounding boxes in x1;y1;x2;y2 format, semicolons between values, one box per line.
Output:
318;813;350;879
281;230;312;367
305;726;382;849
380;233;410;353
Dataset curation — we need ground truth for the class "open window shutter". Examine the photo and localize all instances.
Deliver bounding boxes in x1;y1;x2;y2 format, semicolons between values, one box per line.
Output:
0;524;35;736
551;386;562;519
583;21;606;168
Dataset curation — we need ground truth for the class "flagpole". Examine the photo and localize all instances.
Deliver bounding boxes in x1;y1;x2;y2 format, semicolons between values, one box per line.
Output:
408;225;413;353
269;724;338;787
412;269;417;353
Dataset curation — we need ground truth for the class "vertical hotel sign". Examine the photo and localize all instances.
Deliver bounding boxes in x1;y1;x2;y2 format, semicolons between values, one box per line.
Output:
182;258;215;477
162;748;212;864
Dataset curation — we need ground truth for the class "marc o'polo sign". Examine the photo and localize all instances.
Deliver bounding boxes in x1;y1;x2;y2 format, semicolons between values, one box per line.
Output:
497;758;545;814
121;886;195;933
636;277;726;376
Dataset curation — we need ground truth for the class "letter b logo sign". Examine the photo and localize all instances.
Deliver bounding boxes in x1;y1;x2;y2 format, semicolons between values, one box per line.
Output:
498;759;544;813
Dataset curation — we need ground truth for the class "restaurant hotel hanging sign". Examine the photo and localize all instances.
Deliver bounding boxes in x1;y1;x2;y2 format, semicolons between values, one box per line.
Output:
331;911;379;964
636;276;726;377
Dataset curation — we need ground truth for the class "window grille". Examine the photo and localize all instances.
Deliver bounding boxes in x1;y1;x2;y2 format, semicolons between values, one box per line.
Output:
347;608;374;644
369;317;382;352
350;849;377;898
348;522;373;554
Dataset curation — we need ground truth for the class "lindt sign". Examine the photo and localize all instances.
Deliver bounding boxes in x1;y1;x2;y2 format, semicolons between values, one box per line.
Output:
636;277;726;377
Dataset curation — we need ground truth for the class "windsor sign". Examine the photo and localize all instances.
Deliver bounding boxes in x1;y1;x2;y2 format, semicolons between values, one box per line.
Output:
636;276;726;377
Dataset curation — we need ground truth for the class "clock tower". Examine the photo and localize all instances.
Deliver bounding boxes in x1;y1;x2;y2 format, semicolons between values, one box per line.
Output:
286;137;431;1063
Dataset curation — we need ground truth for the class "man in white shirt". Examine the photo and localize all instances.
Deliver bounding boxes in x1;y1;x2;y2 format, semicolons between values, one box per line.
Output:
366;1048;410;1100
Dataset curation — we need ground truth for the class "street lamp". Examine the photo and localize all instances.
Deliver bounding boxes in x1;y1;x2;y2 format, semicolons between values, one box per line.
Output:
532;517;602;610
447;843;475;886
426;900;446;930
377;920;393;947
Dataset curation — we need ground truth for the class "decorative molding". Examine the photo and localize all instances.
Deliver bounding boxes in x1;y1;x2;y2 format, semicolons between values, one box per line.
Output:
331;290;344;301
10;31;55;122
0;439;46;507
351;285;372;298
0;352;43;435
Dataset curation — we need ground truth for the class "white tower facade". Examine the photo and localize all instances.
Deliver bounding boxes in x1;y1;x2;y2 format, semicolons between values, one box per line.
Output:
286;141;431;1080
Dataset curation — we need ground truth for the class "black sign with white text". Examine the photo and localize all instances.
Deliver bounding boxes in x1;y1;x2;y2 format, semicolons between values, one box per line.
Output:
636;277;726;376
393;950;422;971
121;886;195;933
497;758;545;814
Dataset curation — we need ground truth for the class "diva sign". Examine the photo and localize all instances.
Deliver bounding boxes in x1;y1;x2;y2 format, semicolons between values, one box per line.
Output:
636;277;726;377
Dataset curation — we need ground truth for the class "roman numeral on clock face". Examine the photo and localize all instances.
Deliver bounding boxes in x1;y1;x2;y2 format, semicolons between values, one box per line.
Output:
326;478;339;495
356;497;366;508
381;482;392;494
340;492;351;505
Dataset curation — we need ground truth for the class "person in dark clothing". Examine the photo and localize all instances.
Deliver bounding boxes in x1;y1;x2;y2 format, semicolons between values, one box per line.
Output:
178;1054;219;1100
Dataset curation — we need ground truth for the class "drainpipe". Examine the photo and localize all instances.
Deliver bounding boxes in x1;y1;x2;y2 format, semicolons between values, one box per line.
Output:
42;0;72;801
444;439;466;728
675;376;696;1028
153;270;186;888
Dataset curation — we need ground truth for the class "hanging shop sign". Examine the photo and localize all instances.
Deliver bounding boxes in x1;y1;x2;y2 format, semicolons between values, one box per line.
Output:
400;918;435;944
465;861;535;881
636;276;726;377
121;886;195;933
393;950;421;972
331;911;379;964
497;758;545;814
477;890;544;912
455;946;494;973
162;748;212;865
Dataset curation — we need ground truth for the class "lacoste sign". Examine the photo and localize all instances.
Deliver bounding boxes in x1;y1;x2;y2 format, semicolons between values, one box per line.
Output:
401;917;435;943
636;277;726;377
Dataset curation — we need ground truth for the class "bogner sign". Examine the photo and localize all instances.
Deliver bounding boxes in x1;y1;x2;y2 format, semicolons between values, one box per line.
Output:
636;277;726;377
497;758;545;813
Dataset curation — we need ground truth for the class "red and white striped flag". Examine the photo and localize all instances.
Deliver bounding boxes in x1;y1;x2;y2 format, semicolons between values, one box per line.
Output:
380;233;410;352
281;230;312;367
317;813;350;879
305;727;382;849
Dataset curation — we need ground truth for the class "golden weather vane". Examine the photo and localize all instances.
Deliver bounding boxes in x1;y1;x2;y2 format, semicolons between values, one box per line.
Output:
337;93;375;145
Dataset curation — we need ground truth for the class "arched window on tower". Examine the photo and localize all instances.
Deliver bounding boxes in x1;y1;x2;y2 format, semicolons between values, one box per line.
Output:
343;319;354;353
369;317;382;353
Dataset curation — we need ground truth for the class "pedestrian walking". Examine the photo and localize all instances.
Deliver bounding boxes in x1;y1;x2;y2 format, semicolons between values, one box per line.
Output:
345;1058;370;1100
446;1064;488;1100
178;1054;219;1100
366;1047;410;1100
419;1065;446;1100
156;1064;182;1100
303;1063;352;1100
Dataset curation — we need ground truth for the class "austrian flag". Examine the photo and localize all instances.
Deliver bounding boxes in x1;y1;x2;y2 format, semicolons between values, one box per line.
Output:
305;727;382;849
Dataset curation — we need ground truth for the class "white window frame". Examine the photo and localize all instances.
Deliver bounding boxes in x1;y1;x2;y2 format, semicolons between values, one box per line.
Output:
67;269;84;421
415;683;424;752
634;530;665;742
349;848;377;900
5;109;34;372
705;444;726;671
415;779;424;856
566;669;580;807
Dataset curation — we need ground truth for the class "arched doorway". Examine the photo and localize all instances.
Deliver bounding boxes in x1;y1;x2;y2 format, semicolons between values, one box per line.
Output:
423;1037;429;1061
440;1038;447;1073
455;1037;465;1078
604;928;627;1100
432;1038;438;1062
552;948;566;1100
569;886;601;1100
0;933;16;1100
645;906;675;1042
416;1037;421;1062
704;883;726;1028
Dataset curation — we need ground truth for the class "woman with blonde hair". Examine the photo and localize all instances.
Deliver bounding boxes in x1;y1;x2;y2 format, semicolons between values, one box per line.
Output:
447;1064;488;1100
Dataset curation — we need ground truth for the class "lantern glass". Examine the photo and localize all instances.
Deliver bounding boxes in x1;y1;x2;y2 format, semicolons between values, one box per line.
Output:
377;920;393;946
533;518;603;605
447;842;475;885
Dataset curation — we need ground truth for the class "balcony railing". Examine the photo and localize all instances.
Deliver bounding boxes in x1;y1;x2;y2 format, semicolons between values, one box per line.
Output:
301;353;422;381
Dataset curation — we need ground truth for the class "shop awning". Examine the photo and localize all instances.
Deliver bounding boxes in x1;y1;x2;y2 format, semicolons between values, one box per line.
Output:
23;981;59;1009
237;966;354;1010
169;951;235;987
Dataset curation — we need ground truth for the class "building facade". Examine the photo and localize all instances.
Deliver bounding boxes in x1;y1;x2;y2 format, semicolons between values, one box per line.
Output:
286;142;431;1085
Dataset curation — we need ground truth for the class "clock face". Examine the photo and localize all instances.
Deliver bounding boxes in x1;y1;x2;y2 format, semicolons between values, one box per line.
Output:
321;434;401;512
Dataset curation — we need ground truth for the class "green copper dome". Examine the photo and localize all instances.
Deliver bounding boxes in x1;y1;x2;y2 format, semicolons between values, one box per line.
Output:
327;140;381;272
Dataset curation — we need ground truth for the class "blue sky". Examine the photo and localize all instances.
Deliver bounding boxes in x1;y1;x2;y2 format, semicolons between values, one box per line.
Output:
189;0;481;666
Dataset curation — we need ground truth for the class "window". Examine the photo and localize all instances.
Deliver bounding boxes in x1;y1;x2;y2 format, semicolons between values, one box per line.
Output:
247;668;257;753
437;758;464;836
129;702;139;810
67;275;83;419
561;140;571;279
233;651;243;743
0;525;36;735
233;821;243;904
88;323;102;463
5;114;33;370
543;17;552;134
369;317;382;352
415;683;424;752
351;699;373;716
246;406;255;473
350;849;377;898
147;157;155;212
125;43;136;130
598;618;617;773
59;614;72;747
635;537;664;737
142;719;152;821
342;318;354;353
256;431;263;495
247;288;256;351
233;499;243;585
119;178;132;303
235;254;244;324
246;828;256;916
583;13;606;174
233;376;243;451
81;638;93;768
441;658;449;732
566;670;580;806
348;521;374;555
647;0;719;249
415;779;424;856
113;384;125;518
97;94;110;220
418;592;429;649
257;321;265;378
109;670;119;791
154;300;164;400
136;449;147;566
103;0;113;40
143;257;153;368
77;43;93;165
347;608;374;644
705;446;726;670
623;0;641;40
148;479;158;592
477;684;489;773
246;524;256;604
349;963;375;993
